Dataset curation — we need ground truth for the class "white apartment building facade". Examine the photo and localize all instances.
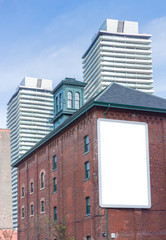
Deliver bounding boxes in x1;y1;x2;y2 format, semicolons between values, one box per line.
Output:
7;77;54;228
82;19;153;102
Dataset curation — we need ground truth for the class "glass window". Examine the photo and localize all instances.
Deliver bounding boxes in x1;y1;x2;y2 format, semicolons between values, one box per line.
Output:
31;182;33;193
84;135;89;153
41;201;44;213
56;96;58;113
31;205;34;216
22;187;24;197
86;197;91;215
59;93;62;111
67;91;72;108
54;207;57;222
75;92;80;109
86;236;91;240
53;178;57;193
22;207;24;218
85;161;90;179
53;155;57;170
41;173;44;189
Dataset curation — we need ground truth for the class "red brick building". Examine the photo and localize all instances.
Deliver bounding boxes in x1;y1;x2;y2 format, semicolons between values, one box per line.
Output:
13;83;166;240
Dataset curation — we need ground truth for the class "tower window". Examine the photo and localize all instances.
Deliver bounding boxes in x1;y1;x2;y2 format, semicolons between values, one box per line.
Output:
56;96;58;113
67;91;72;108
75;92;80;109
59;93;62;111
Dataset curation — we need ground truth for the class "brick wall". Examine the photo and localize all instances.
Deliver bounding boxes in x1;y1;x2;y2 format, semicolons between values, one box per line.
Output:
17;107;166;240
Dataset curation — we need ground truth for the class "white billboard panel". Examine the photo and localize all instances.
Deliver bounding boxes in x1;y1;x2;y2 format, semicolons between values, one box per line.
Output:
97;118;151;208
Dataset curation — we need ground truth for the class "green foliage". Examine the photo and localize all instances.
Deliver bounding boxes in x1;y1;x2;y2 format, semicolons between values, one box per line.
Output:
46;216;74;240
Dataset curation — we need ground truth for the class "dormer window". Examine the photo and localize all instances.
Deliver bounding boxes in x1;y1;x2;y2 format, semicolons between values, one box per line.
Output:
59;93;62;111
67;91;72;108
56;97;58;113
75;92;80;109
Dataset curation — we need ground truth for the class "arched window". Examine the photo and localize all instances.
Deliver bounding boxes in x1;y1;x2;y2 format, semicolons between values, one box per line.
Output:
86;236;91;240
41;201;44;213
30;204;34;216
41;173;44;189
53;155;57;170
21;186;24;197
75;92;80;109
21;207;24;219
30;182;34;193
54;206;57;222
56;96;58;113
59;93;62;111
67;91;72;108
53;177;57;193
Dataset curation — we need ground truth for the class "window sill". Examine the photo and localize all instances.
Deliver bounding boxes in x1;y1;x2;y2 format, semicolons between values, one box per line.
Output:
52;169;57;172
83;151;89;156
53;191;57;194
30;192;33;195
40;187;45;191
21;196;24;199
30;215;34;217
84;178;90;182
85;213;91;217
40;211;45;214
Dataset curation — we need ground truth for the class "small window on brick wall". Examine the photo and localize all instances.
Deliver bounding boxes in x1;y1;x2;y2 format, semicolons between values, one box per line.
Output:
22;187;24;197
31;182;34;193
53;155;57;170
21;207;24;219
54;206;57;222
84;135;89;153
53;178;57;193
86;236;91;240
85;197;91;215
41;173;44;189
41;201;44;213
31;204;34;216
85;161;90;180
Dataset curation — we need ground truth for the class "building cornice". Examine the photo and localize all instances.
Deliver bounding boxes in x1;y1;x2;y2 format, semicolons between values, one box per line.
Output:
12;95;166;168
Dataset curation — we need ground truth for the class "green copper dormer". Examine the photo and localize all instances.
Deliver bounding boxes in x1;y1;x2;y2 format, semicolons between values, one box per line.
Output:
51;77;86;129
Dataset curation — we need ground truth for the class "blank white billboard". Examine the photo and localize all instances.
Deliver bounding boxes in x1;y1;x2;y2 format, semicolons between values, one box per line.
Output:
97;118;151;208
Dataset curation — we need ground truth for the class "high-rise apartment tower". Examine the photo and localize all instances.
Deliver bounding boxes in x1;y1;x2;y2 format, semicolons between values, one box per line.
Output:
7;77;54;228
82;19;153;102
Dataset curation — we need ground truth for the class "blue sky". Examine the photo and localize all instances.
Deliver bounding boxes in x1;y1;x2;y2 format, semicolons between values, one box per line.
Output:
0;0;166;128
